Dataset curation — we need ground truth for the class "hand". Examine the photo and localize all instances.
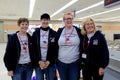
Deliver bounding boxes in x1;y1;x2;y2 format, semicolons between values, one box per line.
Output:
44;61;50;68
38;61;45;69
99;67;104;76
8;71;13;76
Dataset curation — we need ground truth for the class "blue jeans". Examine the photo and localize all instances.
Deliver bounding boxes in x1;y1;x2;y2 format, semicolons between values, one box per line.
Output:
35;66;54;80
12;63;33;80
57;60;80;80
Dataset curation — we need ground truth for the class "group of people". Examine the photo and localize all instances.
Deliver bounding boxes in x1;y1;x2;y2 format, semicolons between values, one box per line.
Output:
3;12;109;80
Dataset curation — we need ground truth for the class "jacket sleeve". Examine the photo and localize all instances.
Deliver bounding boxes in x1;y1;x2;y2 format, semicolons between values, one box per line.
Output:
80;35;84;64
48;30;58;65
31;31;40;66
99;33;109;68
3;34;14;71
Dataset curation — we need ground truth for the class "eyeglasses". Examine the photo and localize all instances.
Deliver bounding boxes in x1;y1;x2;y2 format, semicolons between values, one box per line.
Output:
64;18;73;20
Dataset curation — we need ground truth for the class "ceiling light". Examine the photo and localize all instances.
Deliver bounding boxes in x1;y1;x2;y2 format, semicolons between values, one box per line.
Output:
76;1;103;14
57;1;103;20
29;0;36;18
51;0;78;18
79;7;120;20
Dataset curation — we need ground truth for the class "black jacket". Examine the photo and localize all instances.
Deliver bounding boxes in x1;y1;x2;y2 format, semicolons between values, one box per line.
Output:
81;31;109;68
3;32;34;72
32;27;58;67
56;26;83;62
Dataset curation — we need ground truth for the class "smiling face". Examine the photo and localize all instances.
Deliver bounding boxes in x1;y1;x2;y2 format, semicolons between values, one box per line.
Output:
19;21;29;33
40;13;50;28
63;12;73;28
17;18;29;33
40;19;50;28
84;20;95;34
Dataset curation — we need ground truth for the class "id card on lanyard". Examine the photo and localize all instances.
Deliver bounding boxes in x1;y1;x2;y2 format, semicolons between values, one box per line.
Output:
40;30;49;47
82;36;90;59
64;27;74;44
18;32;28;53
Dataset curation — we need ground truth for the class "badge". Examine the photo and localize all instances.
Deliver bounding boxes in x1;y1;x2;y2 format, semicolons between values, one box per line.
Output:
51;37;55;42
43;41;47;43
66;38;69;41
23;47;26;50
23;47;28;53
43;41;48;46
93;39;98;45
24;42;27;45
82;53;87;59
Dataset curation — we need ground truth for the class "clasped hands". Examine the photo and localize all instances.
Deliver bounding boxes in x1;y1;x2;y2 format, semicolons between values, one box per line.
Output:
38;61;50;69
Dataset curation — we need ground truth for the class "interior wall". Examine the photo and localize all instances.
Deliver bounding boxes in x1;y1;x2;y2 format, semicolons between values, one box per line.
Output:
102;26;120;41
2;20;120;42
0;22;4;42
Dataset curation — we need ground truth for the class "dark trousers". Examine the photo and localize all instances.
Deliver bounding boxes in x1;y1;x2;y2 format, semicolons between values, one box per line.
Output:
82;65;103;80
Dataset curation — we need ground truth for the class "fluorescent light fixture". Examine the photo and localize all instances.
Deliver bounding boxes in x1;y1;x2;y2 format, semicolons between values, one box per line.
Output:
29;0;36;18
76;1;103;14
57;1;103;20
51;0;78;18
79;7;120;20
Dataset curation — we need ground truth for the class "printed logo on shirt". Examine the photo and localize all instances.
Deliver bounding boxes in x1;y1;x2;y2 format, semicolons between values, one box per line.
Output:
43;41;48;46
93;39;98;45
50;37;55;42
41;38;48;48
65;33;76;37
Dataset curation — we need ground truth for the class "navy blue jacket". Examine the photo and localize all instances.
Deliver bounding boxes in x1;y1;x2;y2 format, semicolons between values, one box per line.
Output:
81;31;109;68
3;32;34;72
32;27;58;67
56;26;83;62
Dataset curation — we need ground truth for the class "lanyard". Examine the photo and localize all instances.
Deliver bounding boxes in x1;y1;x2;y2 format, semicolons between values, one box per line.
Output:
18;32;28;53
83;36;91;50
40;30;49;46
41;30;48;38
64;27;74;42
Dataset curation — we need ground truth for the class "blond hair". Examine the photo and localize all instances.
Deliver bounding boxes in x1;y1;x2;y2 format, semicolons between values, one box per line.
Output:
63;12;73;20
81;18;97;35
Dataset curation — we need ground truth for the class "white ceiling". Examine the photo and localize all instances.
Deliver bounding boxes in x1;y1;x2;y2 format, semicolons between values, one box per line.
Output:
0;0;120;22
